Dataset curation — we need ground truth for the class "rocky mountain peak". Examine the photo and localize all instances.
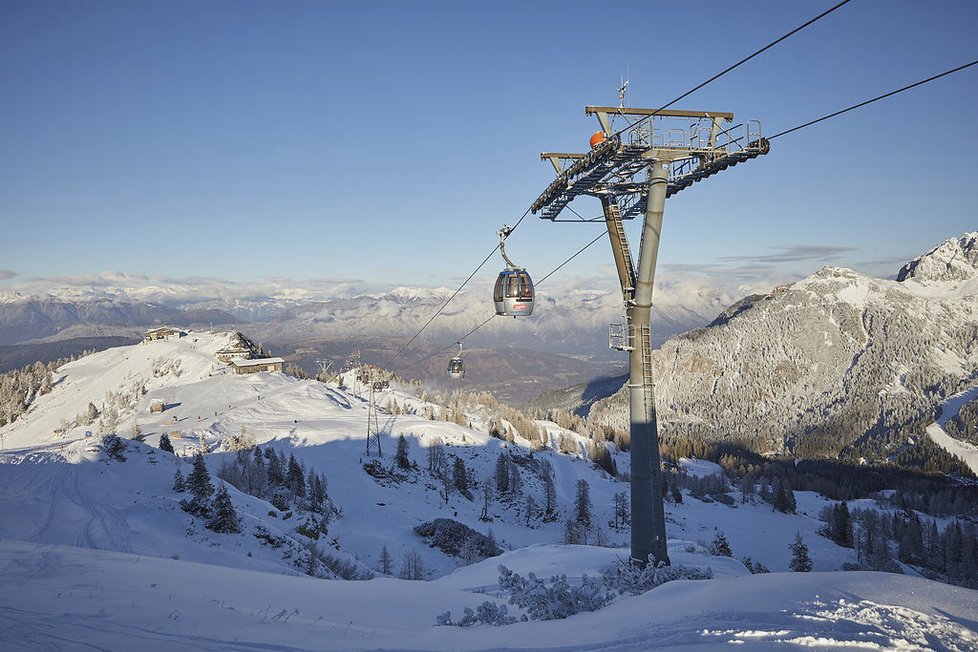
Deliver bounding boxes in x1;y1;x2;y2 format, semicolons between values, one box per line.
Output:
897;232;978;283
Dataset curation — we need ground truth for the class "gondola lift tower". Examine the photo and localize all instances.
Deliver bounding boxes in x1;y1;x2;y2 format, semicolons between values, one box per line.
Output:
532;101;770;567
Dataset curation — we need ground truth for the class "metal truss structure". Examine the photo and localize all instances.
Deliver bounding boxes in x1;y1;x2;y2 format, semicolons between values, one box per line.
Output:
533;107;769;221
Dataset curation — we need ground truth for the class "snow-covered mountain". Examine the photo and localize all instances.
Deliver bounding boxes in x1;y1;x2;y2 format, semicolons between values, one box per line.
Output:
590;233;978;467
898;232;978;288
3;329;976;648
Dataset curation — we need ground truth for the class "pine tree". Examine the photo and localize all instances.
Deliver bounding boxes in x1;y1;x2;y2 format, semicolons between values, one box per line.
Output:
832;502;853;548
187;453;214;504
378;544;393;575
286;454;306;498
541;459;557;521
309;473;327;513
495;454;510;495
789;532;813;572
159;433;174;453
173;468;186;492
574;479;592;530
266;448;283;486
563;518;585;545
710;531;733;557
452;458;470;499
613;491;629;529
251;447;267;495
395;434;411;469
772;477;792;513
525;494;537;526
207;486;241;533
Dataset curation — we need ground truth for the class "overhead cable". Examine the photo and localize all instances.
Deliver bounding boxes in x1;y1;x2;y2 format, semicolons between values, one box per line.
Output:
769;59;978;140
612;0;854;138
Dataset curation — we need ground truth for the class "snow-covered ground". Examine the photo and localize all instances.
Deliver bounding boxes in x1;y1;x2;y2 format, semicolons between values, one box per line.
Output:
2;540;976;651
1;331;976;649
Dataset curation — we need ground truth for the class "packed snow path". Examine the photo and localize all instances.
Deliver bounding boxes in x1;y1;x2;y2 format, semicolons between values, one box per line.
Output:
926;384;978;476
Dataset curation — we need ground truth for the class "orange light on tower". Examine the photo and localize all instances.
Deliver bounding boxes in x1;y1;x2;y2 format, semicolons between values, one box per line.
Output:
589;131;606;148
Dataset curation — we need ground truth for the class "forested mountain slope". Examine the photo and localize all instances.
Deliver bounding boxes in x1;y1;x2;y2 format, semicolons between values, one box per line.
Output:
590;233;978;465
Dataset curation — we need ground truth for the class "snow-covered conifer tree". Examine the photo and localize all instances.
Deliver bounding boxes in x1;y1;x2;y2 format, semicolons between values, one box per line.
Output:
207;486;241;533
710;531;733;557
395;434;411;469
159;432;174;453
173;468;186;492
186;452;214;506
574;479;592;529
789;532;813;572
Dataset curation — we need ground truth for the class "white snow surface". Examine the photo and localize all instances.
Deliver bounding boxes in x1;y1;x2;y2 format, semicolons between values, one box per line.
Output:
2;540;976;651
1;331;976;650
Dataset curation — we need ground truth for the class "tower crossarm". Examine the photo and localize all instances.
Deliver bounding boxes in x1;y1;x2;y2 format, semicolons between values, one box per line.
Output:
532;106;770;221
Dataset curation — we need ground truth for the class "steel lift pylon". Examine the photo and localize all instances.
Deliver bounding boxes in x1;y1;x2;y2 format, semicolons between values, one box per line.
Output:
532;105;770;567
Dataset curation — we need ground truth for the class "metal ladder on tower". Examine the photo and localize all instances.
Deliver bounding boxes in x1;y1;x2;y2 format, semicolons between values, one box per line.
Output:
605;200;636;303
605;197;640;353
638;323;654;414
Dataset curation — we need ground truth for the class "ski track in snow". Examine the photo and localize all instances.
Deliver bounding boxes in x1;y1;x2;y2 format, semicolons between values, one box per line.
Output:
926;384;978;476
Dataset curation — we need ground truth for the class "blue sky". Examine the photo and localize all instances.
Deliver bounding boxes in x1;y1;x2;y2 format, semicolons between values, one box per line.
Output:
2;0;976;295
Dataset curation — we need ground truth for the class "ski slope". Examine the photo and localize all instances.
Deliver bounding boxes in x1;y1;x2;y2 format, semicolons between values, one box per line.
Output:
1;331;976;649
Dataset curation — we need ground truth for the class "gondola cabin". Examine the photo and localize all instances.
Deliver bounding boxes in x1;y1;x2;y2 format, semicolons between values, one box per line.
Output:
448;356;464;380
494;269;534;317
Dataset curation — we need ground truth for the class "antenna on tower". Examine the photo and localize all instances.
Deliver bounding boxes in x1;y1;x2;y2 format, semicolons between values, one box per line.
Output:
618;74;629;110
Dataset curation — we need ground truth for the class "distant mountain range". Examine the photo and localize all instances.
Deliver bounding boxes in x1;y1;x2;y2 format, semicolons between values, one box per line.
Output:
589;232;978;467
0;279;740;361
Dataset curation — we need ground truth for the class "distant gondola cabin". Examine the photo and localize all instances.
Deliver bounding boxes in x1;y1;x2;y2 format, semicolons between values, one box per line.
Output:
448;356;464;379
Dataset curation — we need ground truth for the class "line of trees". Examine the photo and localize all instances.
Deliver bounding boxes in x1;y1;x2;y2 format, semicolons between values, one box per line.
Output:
216;445;338;533
174;453;240;533
819;501;978;588
0;358;68;427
